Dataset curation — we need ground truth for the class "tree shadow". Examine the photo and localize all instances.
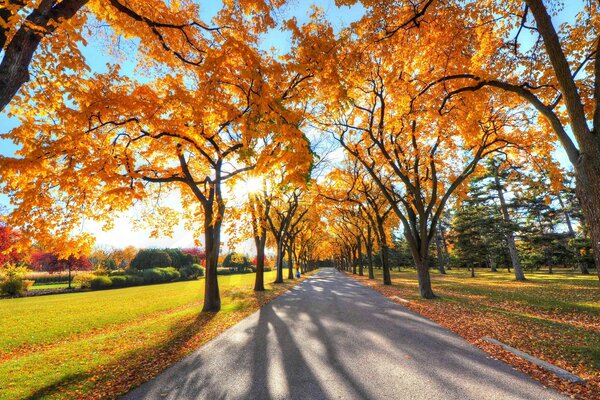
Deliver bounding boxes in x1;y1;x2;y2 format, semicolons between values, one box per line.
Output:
24;310;219;400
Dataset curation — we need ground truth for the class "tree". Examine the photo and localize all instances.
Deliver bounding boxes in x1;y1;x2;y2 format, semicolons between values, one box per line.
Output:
313;21;534;297
222;252;252;273
0;225;21;266
130;249;171;270
30;251;91;288
410;0;600;280
0;0;282;112
1;3;311;312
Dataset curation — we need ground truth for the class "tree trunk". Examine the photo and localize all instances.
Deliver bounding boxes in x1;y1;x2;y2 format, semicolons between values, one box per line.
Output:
579;262;590;275
352;245;357;275
0;0;88;113
202;223;221;312
274;240;284;283
416;257;436;298
439;227;451;270
253;235;266;291
494;173;526;281
357;235;364;276
367;226;375;279
376;220;392;285
575;152;600;282
381;244;391;285
435;229;447;274
287;243;294;280
489;254;497;272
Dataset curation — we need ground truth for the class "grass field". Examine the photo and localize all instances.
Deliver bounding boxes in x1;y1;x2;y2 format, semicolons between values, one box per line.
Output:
29;283;72;290
352;268;600;399
0;270;309;400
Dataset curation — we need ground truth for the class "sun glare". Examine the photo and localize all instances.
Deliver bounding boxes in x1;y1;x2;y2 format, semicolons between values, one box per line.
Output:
233;176;264;198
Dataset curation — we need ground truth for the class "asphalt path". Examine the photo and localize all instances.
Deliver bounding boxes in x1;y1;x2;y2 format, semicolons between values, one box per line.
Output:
123;268;568;400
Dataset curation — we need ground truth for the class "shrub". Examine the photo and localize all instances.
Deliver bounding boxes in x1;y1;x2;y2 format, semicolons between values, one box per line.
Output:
163;248;195;269
93;267;109;276
110;276;128;288
22;280;35;291
142;268;165;283
109;269;126;276
1;279;23;295
73;273;95;289
131;249;172;270
90;276;112;290
25;271;70;284
0;263;30;295
223;252;252;273
181;263;204;279
125;275;144;286
163;267;181;281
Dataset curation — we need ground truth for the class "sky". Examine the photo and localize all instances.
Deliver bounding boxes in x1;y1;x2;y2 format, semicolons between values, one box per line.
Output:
0;0;365;251
0;1;586;251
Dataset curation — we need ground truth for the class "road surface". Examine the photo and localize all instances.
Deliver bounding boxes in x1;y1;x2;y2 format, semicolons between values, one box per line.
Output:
123;268;568;400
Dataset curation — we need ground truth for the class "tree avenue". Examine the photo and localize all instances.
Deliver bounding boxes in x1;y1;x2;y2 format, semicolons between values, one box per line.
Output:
1;0;599;310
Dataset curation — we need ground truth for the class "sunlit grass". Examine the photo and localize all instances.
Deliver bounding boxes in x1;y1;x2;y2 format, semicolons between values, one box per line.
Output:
0;270;305;400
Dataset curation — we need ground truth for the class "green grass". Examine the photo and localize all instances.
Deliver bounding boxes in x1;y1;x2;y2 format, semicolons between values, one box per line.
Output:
29;283;72;290
0;270;295;400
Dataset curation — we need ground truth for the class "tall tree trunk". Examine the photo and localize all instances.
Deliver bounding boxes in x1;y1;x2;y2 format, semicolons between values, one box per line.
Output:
378;223;392;285
253;234;266;291
415;256;436;298
287;242;294;280
488;254;497;272
575;150;600;281
439;227;451;270
357;235;364;276
494;173;526;281
435;229;447;274
274;240;284;283
367;226;375;279
202;221;221;312
524;0;599;282
352;245;357;275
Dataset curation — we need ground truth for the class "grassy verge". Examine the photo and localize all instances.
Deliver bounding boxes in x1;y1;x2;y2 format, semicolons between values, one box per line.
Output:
29;283;73;290
0;270;315;400
348;268;600;399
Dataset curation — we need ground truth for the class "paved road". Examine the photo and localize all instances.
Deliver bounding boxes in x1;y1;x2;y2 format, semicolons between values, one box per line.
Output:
123;269;568;400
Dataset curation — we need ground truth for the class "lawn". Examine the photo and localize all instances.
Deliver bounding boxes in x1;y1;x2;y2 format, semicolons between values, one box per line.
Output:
0;270;310;400
29;283;72;290
350;268;600;400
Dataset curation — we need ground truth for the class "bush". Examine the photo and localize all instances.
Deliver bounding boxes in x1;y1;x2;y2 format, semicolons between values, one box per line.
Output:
131;249;172;270
90;276;112;290
22;280;35;291
163;267;181;281
142;268;165;283
25;271;70;284
73;273;95;289
1;279;23;295
0;264;30;296
109;269;126;276
223;252;252;273
110;276;128;288
181;263;204;279
125;275;144;286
